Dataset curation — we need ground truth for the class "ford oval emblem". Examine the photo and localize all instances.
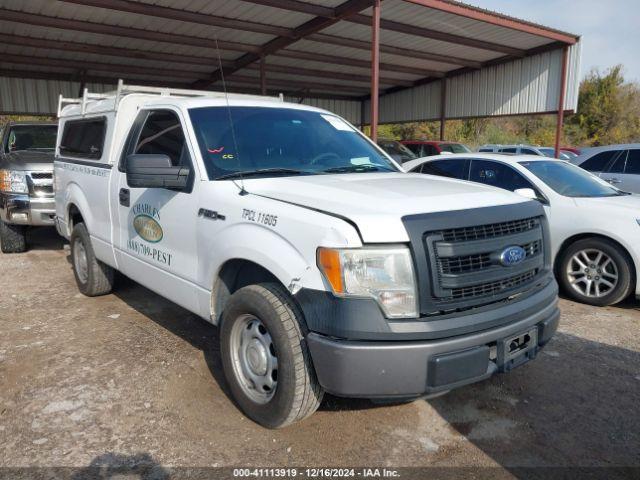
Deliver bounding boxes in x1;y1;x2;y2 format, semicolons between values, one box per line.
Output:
500;246;526;266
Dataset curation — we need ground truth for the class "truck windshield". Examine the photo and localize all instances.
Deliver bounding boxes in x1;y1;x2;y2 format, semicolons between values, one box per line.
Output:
6;125;58;152
189;107;397;180
520;160;626;197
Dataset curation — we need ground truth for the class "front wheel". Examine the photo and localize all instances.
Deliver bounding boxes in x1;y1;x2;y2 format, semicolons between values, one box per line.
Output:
558;237;634;306
220;283;323;428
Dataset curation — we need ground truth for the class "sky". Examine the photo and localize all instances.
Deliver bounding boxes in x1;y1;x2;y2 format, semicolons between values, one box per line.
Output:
463;0;640;82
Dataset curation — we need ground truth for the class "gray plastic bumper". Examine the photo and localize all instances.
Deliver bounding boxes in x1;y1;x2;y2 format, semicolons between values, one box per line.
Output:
307;296;559;398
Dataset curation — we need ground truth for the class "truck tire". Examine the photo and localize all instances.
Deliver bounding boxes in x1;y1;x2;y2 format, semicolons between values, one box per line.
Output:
558;237;634;306
70;222;114;297
0;221;27;253
220;283;324;428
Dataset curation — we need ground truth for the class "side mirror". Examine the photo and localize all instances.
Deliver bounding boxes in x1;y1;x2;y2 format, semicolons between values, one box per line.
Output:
514;188;538;200
514;187;548;205
125;154;190;190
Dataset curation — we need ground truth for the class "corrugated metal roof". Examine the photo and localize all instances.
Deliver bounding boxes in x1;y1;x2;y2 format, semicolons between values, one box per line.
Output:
0;0;581;121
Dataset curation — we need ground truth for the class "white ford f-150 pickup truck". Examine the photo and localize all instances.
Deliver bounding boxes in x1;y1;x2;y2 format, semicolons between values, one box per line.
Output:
54;83;559;428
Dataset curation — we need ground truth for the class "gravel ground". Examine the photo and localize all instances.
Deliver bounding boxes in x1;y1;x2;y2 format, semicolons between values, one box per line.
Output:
1;229;639;477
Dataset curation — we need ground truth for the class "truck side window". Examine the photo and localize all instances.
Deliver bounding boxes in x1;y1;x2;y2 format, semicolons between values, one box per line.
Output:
581;150;621;172
135;110;190;167
59;118;106;160
469;160;535;192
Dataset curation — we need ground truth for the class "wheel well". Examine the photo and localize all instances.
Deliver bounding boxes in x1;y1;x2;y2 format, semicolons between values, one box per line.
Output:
211;259;282;323
554;233;637;279
67;204;84;230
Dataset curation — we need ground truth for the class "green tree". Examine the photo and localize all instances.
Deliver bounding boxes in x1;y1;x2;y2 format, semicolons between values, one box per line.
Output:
568;65;640;145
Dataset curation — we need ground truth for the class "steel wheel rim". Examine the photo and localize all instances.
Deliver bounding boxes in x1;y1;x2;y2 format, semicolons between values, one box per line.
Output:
566;248;619;298
229;314;278;404
74;240;89;284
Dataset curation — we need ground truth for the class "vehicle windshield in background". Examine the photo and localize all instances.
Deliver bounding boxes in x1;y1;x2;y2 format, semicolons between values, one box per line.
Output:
538;147;572;160
520;160;625;197
189;107;398;179
377;140;416;163
440;143;471;153
6;125;57;152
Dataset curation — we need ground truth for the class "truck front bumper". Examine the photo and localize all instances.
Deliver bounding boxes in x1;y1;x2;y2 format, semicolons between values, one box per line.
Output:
0;192;55;226
306;292;559;398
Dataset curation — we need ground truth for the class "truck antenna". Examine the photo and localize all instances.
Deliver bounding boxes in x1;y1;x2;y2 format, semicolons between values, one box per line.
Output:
213;35;246;195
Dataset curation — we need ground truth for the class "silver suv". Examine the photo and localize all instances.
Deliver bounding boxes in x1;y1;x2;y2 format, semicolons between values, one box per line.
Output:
0;121;58;253
573;144;640;193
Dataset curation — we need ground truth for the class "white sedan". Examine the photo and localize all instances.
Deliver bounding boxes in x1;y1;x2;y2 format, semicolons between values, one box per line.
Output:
404;153;640;306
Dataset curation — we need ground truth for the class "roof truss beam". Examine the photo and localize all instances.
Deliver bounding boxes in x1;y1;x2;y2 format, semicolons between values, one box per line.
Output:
0;34;411;88
403;0;578;44
57;0;296;38
1;53;372;96
347;14;525;55
0;8;261;53
193;0;376;88
307;33;481;68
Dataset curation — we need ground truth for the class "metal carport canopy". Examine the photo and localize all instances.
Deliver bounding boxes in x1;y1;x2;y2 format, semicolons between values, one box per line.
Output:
0;0;581;144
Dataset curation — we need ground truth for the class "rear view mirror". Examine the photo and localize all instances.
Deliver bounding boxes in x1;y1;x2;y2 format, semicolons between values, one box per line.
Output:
125;154;190;190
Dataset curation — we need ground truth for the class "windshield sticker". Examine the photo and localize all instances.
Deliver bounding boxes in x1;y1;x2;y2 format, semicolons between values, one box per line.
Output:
320;114;354;132
351;157;371;165
207;146;225;154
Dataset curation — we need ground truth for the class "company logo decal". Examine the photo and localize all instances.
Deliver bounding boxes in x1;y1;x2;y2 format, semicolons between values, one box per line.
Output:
128;203;172;266
133;214;163;243
500;246;526;266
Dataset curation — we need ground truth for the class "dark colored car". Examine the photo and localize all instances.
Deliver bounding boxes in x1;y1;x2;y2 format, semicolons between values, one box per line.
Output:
376;139;417;164
0;121;58;253
401;140;471;157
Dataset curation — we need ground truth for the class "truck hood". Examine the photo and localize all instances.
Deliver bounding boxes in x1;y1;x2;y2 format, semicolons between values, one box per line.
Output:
245;172;529;242
1;150;55;171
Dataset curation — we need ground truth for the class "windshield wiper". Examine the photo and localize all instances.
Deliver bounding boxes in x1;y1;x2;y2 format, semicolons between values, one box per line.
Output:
215;168;314;181
323;164;395;174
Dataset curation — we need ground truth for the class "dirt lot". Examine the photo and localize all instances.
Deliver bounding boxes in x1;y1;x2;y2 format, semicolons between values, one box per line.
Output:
1;229;639;477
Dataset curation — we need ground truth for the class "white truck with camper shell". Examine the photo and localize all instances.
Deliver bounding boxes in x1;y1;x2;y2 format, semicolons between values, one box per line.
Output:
54;82;560;428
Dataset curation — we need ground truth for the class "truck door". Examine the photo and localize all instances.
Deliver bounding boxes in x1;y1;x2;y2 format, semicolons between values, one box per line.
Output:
114;108;200;298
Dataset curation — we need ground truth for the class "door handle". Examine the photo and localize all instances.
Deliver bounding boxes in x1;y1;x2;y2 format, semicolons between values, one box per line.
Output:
607;178;622;184
119;188;130;207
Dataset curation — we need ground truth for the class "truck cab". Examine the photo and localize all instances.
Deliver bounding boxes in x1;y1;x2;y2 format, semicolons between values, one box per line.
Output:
0;121;58;253
54;83;559;428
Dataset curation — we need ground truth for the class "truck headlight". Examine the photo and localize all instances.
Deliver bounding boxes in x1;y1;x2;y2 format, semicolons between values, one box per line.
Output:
0;170;28;193
318;246;418;318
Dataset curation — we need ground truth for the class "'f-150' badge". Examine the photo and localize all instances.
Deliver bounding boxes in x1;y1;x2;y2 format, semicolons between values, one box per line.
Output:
133;214;163;243
500;246;526;266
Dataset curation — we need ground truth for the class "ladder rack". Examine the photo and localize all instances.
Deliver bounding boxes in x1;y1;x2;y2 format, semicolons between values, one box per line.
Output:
57;79;284;117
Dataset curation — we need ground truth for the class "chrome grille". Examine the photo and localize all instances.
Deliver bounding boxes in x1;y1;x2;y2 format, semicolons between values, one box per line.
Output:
440;217;539;242
29;172;52;180
27;171;54;197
